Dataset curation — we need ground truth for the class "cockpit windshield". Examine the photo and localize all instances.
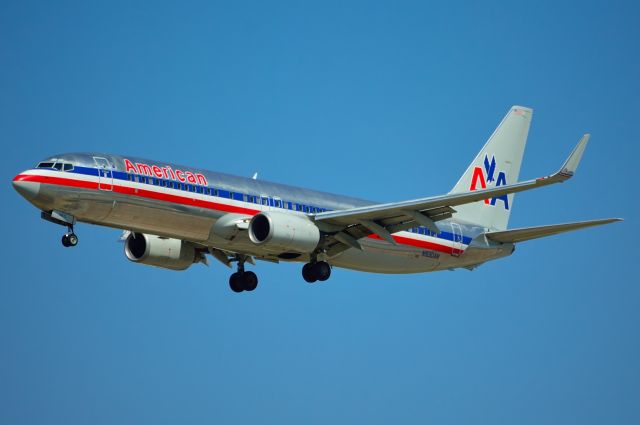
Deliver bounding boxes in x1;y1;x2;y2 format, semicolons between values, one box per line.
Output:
36;161;74;172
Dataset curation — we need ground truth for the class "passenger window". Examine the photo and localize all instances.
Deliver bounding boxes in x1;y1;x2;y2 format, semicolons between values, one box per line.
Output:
197;186;203;194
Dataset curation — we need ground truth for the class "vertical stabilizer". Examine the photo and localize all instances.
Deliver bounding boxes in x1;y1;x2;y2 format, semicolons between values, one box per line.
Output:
449;106;532;230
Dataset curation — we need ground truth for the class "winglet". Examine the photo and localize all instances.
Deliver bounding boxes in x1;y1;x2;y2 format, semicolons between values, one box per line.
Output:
558;134;589;179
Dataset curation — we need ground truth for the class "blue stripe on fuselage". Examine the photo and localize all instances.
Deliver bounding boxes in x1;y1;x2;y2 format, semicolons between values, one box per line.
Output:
45;166;475;246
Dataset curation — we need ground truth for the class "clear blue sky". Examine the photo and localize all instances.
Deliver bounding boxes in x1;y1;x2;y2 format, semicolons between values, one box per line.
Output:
1;1;638;424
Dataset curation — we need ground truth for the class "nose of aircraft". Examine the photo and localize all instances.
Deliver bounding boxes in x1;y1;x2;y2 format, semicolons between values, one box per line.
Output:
12;173;41;201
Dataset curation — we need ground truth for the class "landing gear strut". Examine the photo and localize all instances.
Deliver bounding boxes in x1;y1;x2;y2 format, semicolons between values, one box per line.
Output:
41;211;79;248
302;260;331;283
229;256;259;293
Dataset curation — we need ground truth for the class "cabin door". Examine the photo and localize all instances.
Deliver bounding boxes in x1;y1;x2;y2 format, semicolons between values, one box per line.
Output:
450;222;463;257
94;157;113;191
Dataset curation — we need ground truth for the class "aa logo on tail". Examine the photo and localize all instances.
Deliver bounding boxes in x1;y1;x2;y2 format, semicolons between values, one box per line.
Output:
469;154;509;209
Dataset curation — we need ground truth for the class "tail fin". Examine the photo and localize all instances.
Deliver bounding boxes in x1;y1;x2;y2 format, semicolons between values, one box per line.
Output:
449;105;533;230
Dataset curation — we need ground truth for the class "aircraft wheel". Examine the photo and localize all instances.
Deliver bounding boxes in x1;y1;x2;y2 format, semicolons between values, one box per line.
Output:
229;272;244;293
243;271;258;291
67;233;78;246
302;263;317;283
62;233;78;247
315;261;331;281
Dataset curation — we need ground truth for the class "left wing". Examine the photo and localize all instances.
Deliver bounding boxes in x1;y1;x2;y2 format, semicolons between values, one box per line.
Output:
313;135;589;253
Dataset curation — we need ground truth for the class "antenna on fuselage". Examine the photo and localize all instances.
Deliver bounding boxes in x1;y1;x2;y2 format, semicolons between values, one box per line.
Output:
252;172;258;180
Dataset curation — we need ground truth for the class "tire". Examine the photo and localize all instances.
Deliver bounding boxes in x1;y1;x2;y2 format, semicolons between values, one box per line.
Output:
229;272;244;293
67;233;78;246
302;263;317;283
315;261;331;281
243;271;258;291
61;234;70;247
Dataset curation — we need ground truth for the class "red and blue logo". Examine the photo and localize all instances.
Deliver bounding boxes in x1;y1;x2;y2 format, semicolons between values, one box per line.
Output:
469;154;509;209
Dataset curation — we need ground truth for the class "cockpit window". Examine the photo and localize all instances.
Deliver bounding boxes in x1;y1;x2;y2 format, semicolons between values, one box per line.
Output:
36;161;74;171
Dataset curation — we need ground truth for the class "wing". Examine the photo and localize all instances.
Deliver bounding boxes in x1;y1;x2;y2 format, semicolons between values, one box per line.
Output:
313;135;589;255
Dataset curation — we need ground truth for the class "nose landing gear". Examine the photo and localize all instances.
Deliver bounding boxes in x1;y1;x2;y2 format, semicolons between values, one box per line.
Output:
41;211;79;248
61;230;78;247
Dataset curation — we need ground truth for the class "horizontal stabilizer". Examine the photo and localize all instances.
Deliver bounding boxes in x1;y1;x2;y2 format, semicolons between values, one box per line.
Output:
484;218;622;244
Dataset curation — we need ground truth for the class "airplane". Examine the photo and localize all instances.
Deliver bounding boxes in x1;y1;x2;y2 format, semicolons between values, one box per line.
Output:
12;106;621;293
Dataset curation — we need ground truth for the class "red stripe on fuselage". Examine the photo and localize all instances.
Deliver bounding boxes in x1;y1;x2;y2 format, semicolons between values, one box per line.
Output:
14;173;98;190
367;234;462;255
15;173;463;255
15;173;259;216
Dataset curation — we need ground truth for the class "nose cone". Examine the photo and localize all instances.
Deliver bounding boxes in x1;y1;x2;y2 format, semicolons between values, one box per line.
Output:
12;174;41;201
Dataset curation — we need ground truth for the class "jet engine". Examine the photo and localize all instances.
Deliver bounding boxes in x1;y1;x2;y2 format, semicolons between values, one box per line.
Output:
124;232;199;271
248;211;320;253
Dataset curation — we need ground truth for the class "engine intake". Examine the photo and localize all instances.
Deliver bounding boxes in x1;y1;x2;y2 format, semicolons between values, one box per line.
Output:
124;232;198;271
248;211;320;253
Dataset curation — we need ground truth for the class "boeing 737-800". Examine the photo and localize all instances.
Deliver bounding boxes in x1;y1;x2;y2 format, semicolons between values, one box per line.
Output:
12;106;621;292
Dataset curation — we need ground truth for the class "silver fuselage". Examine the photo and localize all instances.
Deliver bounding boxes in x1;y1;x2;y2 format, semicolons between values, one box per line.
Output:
13;153;514;273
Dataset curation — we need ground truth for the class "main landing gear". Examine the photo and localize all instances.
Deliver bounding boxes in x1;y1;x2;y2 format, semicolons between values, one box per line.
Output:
229;256;258;293
302;260;331;283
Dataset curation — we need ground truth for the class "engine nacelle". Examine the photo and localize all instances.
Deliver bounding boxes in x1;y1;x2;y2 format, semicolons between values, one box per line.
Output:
124;232;198;271
248;211;320;253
